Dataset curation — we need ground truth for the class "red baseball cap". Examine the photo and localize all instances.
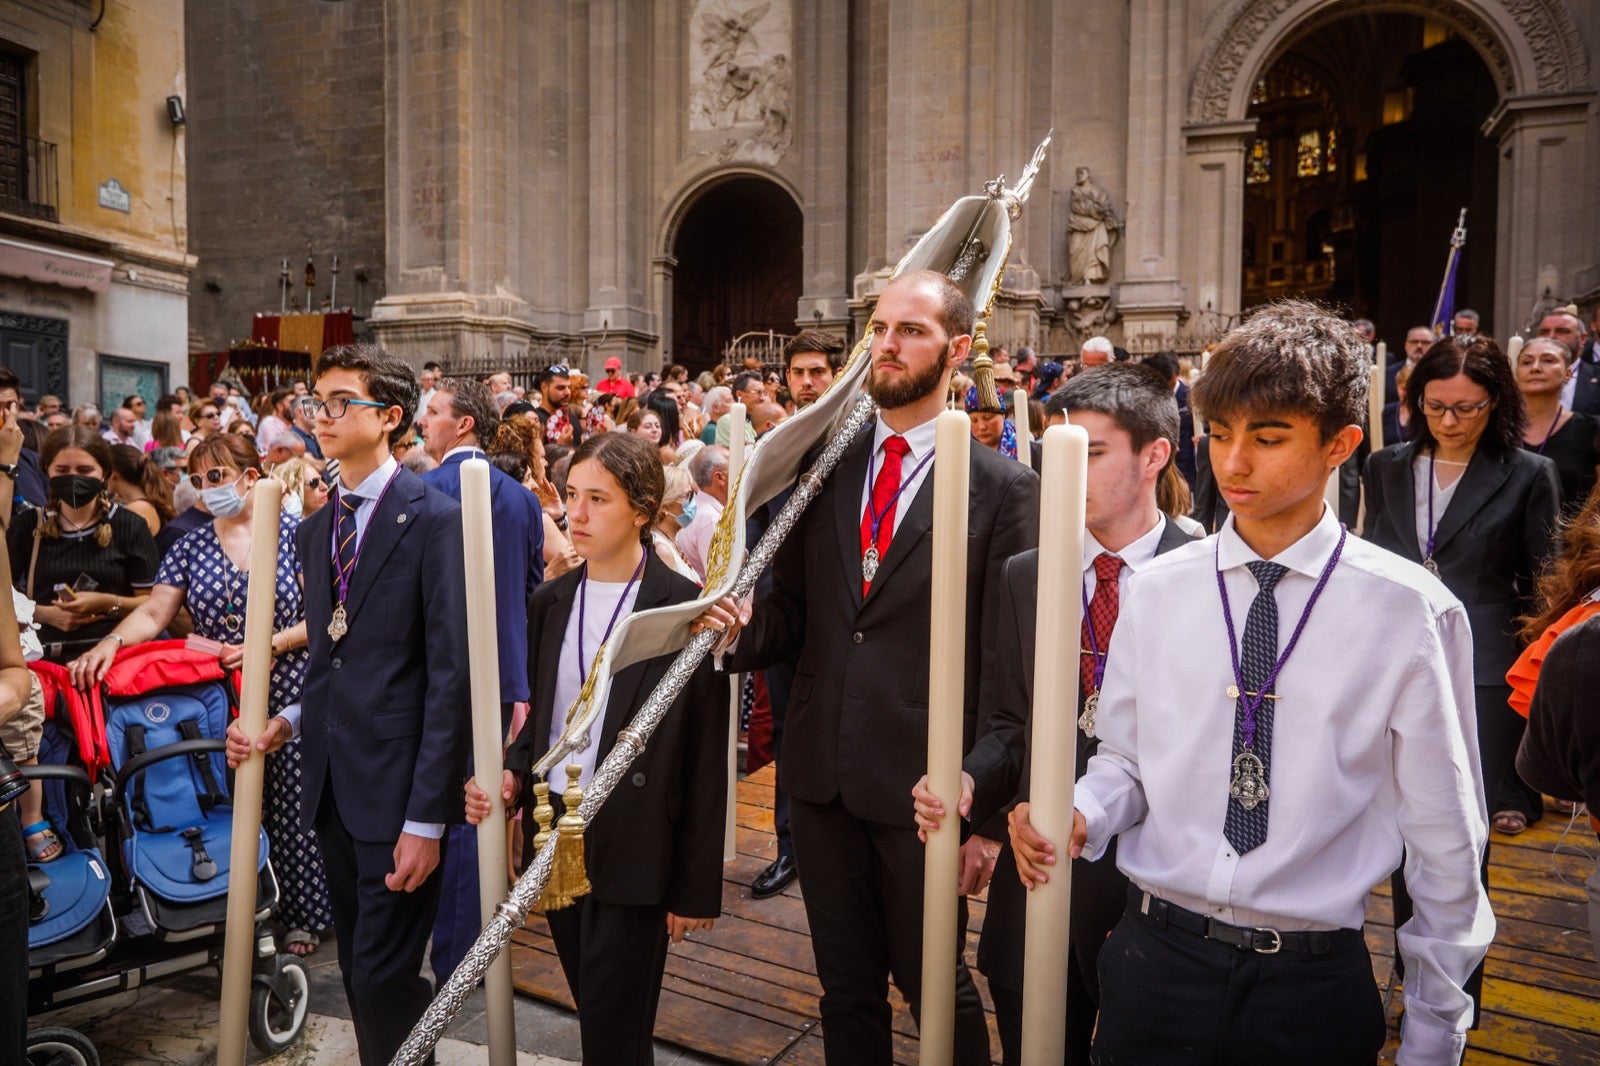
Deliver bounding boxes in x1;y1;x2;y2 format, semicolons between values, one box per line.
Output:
604;356;622;370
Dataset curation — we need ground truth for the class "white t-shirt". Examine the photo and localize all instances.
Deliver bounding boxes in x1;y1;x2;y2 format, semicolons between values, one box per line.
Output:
547;576;642;789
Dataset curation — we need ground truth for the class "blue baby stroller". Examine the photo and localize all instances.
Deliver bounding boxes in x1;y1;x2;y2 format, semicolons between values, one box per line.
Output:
25;643;310;1063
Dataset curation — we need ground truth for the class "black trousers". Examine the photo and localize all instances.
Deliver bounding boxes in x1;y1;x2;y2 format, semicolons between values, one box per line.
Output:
545;895;671;1065
1478;681;1540;822
1092;903;1385;1066
789;795;990;1065
317;795;448;1066
1;810;27;1066
763;662;795;857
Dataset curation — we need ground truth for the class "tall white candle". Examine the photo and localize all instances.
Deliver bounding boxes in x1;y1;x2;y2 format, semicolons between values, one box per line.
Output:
1507;334;1525;371
217;478;282;1066
920;410;971;1066
1013;388;1033;465
1375;340;1387;366
461;460;516;1066
1019;425;1088;1065
1368;363;1385;454
724;403;747;863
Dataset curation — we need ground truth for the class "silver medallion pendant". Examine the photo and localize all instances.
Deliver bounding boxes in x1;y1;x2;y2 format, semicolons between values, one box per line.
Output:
328;603;349;640
1229;750;1270;811
1423;556;1441;577
862;545;881;583
1077;690;1099;738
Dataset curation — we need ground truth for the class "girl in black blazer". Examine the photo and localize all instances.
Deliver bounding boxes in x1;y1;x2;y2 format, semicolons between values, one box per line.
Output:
1364;334;1561;1012
466;433;727;1066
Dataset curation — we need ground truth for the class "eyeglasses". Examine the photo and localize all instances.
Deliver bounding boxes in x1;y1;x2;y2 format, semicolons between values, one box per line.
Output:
294;396;391;420
547;364;569;377
199;410;221;420
189;467;239;490
1420;398;1493;421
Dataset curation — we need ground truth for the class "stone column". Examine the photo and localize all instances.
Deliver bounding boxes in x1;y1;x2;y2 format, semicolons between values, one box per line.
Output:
583;0;657;368
371;0;528;365
1484;92;1598;335
796;0;850;331
1180;120;1254;333
1117;0;1188;340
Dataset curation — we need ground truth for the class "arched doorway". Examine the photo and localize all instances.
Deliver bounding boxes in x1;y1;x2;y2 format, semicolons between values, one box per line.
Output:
1183;0;1595;340
669;176;802;374
1239;15;1498;331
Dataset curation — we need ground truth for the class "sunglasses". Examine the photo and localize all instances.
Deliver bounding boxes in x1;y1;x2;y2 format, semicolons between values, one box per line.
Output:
306;477;326;490
189;468;240;490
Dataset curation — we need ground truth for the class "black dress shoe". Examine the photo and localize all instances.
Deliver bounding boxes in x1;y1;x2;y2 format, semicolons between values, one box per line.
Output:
751;854;798;899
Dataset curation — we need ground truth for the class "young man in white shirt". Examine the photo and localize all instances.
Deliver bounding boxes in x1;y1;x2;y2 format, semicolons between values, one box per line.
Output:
1030;300;1493;1065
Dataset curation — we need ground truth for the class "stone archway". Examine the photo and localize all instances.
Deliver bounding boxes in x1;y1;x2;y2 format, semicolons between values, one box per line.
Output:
1181;0;1595;336
659;173;803;375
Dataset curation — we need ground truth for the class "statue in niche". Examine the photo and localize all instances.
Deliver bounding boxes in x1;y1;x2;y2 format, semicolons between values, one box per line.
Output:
1067;166;1122;284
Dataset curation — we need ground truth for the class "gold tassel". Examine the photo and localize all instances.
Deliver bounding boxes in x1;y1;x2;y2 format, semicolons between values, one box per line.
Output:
528;780;555;915
970;322;1002;412
540;765;593;911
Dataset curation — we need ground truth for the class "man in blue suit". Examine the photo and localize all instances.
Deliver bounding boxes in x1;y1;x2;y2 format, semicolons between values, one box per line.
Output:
417;376;544;982
228;344;471;1066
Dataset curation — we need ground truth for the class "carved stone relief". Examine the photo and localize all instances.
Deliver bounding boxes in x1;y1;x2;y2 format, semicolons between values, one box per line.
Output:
689;0;792;165
1187;0;1591;125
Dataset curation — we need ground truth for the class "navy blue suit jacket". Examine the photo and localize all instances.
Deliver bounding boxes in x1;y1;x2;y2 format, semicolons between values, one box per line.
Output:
422;450;545;704
297;465;472;842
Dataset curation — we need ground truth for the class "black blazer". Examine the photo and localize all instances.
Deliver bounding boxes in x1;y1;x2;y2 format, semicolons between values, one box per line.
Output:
504;554;728;918
962;518;1196;994
1573;342;1600;418
1364;441;1561;684
1517;615;1600;811
297;466;472;841
963;518;1198;828
729;423;1040;830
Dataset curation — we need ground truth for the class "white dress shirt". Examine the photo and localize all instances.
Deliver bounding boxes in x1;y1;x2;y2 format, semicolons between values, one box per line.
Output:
1082;518;1165;599
1075;508;1493;1066
548;576;643;789
859;414;939;535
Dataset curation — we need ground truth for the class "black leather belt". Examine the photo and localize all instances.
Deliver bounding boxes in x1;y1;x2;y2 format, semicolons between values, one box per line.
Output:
1129;886;1363;957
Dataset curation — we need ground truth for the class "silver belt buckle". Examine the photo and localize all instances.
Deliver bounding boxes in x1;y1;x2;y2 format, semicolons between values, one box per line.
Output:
1253;927;1283;954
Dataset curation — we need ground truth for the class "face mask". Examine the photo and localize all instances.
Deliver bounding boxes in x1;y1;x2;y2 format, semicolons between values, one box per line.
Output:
282;490;304;518
674;494;698;528
50;475;104;508
201;477;249;519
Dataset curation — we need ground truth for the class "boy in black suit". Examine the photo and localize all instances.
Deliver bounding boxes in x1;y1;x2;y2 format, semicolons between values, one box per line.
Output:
228;344;470;1066
915;362;1197;1063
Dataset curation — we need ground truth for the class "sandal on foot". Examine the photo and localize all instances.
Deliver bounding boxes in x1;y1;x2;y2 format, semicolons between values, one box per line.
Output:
1491;810;1527;836
284;929;320;957
22;821;63;863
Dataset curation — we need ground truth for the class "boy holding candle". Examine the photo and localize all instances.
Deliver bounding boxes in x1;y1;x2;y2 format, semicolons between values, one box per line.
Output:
1040;301;1490;1065
913;361;1196;1063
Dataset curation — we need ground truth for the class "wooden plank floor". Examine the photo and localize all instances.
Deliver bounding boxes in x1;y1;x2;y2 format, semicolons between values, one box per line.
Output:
510;765;1599;1064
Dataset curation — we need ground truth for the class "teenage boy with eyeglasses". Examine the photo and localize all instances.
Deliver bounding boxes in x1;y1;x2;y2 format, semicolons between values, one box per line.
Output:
228;344;470;1066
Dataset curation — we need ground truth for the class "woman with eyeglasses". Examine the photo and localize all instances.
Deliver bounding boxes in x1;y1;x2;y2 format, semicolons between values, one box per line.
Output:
271;456;330;519
69;433;332;955
1516;337;1600;516
1363;334;1561;1012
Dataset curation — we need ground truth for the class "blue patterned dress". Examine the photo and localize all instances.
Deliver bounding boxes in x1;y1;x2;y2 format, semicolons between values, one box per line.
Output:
156;513;333;932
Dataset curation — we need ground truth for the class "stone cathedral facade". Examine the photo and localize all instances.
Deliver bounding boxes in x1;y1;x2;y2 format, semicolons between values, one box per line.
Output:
186;0;1600;375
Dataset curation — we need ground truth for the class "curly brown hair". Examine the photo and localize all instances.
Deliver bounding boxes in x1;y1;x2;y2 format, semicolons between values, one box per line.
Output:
1521;483;1600;642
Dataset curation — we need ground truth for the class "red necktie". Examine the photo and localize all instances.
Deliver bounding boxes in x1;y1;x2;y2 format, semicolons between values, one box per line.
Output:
859;435;911;596
1080;553;1124;698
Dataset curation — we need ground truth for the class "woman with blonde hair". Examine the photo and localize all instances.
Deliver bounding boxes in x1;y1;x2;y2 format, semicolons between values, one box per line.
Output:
652;463;702;582
271;455;330;519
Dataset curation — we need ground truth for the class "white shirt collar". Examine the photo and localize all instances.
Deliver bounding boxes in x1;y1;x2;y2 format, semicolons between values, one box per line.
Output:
442;444;485;462
344;454;400;498
871;412;940;462
1216;504;1342;579
1083;515;1167;574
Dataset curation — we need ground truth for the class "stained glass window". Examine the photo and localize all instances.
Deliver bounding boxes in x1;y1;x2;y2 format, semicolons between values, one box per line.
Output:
1251;78;1269;105
1246;139;1271;185
1297;130;1323;177
1326;128;1337;173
